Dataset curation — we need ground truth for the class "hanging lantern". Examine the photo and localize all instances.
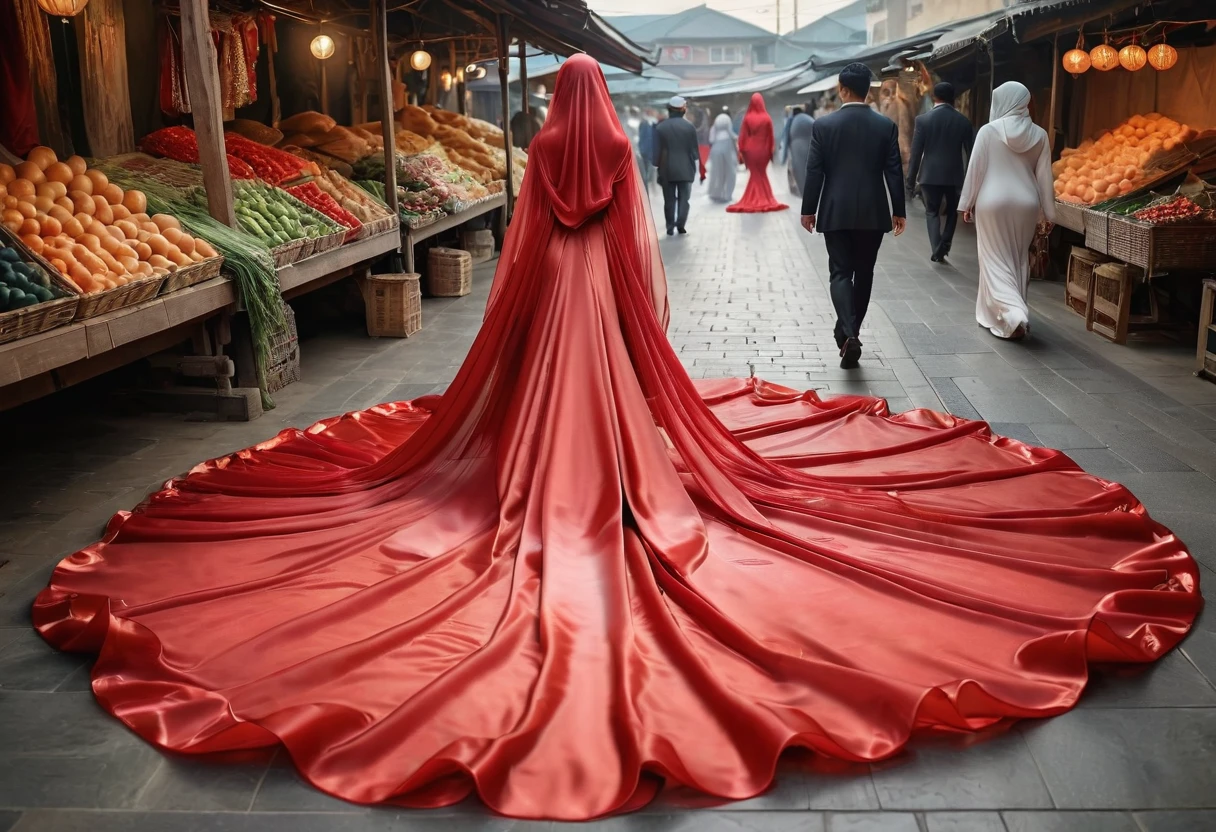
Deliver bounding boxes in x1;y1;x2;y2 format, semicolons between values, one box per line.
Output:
1119;41;1147;71
1090;41;1119;71
310;34;335;60
409;50;432;71
1147;41;1178;71
35;0;89;17
1063;32;1090;76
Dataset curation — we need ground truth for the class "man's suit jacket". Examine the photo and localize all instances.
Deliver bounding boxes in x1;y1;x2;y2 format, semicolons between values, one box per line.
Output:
801;104;905;233
655;116;699;184
906;104;974;188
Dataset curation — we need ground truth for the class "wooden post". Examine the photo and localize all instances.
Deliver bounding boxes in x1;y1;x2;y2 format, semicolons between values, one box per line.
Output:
373;0;400;255
1047;34;1060;156
266;21;281;126
518;39;529;115
179;0;235;227
497;16;514;220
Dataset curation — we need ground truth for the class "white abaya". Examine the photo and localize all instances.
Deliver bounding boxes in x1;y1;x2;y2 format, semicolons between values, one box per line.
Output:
707;115;738;203
959;83;1055;339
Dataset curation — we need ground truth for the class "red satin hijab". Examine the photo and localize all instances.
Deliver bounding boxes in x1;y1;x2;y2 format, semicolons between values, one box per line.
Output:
738;92;775;160
33;52;1200;822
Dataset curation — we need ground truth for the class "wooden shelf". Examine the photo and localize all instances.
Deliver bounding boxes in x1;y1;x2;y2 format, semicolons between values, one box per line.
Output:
0;276;237;391
401;195;505;271
277;230;401;297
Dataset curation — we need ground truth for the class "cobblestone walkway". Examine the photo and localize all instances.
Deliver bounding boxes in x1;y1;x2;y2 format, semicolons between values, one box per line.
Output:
0;171;1215;831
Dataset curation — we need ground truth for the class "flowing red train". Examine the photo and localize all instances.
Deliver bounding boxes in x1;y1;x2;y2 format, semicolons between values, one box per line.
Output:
34;56;1199;821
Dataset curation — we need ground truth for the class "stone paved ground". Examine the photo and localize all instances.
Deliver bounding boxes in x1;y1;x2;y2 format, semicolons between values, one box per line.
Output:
1;170;1216;831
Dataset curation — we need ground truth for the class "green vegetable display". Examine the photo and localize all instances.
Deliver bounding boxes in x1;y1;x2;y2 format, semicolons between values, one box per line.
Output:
0;243;68;313
231;181;343;247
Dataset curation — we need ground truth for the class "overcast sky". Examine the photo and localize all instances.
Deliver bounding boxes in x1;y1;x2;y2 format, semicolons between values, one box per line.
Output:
587;0;858;36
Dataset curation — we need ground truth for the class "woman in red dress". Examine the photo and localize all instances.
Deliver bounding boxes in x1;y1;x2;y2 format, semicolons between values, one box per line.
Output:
726;92;789;213
34;56;1199;821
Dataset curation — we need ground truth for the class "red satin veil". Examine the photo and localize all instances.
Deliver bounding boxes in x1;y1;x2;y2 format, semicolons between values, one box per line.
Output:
35;55;1200;821
727;92;789;214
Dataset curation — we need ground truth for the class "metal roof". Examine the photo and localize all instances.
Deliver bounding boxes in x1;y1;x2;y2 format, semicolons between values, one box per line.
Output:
679;61;816;99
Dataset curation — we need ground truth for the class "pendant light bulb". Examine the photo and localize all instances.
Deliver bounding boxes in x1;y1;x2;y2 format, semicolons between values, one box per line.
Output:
310;33;336;60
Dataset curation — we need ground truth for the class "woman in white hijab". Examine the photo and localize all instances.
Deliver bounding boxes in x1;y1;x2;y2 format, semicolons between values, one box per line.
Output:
706;113;738;203
959;81;1055;340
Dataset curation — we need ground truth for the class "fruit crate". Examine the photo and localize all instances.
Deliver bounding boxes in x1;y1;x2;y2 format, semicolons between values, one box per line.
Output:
1065;246;1109;319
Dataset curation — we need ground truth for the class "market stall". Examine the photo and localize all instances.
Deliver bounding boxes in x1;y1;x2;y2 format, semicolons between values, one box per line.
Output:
0;0;652;415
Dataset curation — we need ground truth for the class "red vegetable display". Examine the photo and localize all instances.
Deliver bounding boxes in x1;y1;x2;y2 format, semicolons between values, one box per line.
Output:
1133;195;1206;224
286;181;363;242
141;126;199;163
225;133;311;185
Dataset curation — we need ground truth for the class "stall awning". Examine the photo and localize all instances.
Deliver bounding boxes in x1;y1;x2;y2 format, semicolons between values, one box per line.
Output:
264;0;657;72
797;74;839;95
929;10;1008;62
679;61;815;99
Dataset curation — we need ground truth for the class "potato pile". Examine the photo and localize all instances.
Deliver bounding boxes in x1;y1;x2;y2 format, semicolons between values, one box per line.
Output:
1054;113;1199;205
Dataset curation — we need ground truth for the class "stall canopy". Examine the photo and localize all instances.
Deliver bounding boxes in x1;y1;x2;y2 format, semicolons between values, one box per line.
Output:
679;60;816;99
468;55;679;96
264;0;655;71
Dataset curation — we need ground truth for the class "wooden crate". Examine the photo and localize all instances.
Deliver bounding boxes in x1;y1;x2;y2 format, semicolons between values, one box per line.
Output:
1088;261;1146;344
1066;246;1108;319
1198;278;1216;378
363;273;422;337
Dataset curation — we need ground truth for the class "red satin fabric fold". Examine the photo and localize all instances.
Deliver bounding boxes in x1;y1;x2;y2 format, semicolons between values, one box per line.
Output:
727;92;788;214
35;56;1200;821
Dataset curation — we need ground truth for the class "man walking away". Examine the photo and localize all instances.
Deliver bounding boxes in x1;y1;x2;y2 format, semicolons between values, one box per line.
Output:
906;81;974;262
800;62;906;369
655;95;699;236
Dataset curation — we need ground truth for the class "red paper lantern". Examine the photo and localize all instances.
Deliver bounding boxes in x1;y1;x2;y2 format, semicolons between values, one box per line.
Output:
1090;42;1119;71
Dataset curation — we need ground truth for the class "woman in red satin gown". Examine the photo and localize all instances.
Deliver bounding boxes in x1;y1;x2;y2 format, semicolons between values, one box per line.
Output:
35;55;1199;821
726;92;789;214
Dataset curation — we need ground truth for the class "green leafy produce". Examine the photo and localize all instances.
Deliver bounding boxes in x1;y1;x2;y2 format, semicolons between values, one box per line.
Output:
93;163;288;409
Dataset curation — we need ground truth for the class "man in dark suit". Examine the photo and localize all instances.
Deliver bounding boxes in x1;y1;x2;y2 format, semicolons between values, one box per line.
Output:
906;82;974;262
654;96;700;236
800;63;906;369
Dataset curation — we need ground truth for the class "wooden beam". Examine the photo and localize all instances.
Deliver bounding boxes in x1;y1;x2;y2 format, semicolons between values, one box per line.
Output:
497;16;514;219
518;39;529;115
179;0;235;227
1047;34;1060;157
374;0;400;221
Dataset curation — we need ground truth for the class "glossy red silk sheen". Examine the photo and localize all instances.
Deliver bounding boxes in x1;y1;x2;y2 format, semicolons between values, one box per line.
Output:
35;55;1200;821
727;93;788;214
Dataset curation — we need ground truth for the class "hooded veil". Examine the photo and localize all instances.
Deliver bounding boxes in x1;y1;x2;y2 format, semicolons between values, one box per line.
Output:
33;54;1198;822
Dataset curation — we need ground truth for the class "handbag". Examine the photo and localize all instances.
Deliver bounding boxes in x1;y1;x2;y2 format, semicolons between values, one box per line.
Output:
1029;224;1051;280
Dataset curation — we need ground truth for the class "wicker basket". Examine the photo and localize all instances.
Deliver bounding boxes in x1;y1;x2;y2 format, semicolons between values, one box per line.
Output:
1054;199;1086;234
460;229;495;265
364;272;422;337
74;273;167;320
308;229;347;259
159;255;225;295
1065;246;1109;319
427;247;472;297
1107;216;1216;272
0;293;78;346
355;213;399;241
1082;209;1110;255
272;239;307;268
263;302;300;393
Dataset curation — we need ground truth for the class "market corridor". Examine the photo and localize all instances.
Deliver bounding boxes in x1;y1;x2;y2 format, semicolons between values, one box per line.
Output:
0;172;1214;832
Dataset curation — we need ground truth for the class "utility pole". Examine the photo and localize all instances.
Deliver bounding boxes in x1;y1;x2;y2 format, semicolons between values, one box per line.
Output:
776;0;780;35
793;0;798;32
